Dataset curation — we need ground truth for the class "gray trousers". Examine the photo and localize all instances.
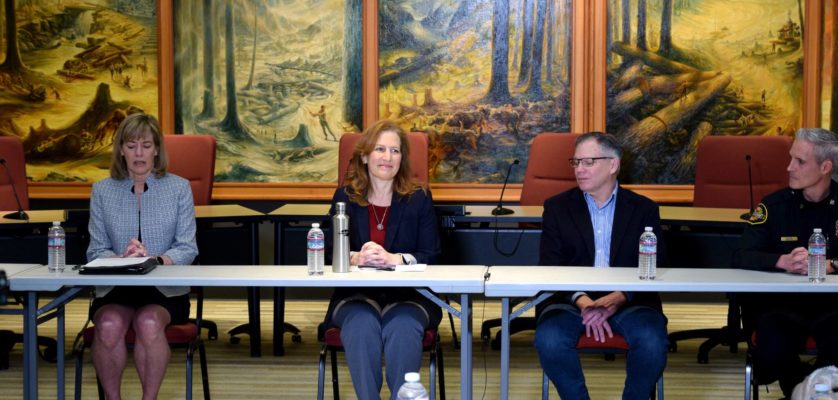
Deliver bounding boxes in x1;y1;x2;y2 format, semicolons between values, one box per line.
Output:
333;301;429;400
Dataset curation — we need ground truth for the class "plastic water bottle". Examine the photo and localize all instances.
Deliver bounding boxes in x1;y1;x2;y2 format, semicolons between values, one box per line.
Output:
396;372;430;400
811;383;832;400
638;226;657;280
47;221;66;273
808;228;827;283
306;223;324;275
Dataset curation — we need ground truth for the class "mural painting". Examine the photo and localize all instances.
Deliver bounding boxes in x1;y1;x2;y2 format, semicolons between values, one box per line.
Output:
378;0;572;184
173;0;362;183
0;0;158;182
606;0;803;184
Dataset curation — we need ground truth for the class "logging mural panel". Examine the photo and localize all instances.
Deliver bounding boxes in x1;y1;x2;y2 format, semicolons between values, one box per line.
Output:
378;0;573;184
172;0;362;184
606;0;803;184
0;0;159;183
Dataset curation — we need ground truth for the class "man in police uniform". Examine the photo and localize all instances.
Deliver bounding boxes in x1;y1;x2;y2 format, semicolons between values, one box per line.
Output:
734;127;838;397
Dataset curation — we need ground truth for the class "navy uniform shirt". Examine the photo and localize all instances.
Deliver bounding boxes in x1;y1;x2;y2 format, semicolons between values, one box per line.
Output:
733;180;838;331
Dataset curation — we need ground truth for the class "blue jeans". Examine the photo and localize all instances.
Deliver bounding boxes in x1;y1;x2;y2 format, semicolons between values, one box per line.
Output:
534;304;668;400
333;301;428;400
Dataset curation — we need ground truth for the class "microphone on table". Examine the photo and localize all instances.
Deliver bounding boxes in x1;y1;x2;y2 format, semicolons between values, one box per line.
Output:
0;158;28;221
492;159;519;216
740;154;755;221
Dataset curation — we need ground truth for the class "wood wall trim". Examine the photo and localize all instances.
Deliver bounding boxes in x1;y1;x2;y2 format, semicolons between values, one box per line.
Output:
29;182;694;204
803;0;823;127
362;0;379;128
158;0;174;133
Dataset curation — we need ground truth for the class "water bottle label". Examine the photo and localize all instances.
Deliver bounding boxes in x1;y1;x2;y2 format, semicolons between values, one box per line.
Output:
639;241;656;255
809;244;826;256
307;238;324;251
48;236;65;247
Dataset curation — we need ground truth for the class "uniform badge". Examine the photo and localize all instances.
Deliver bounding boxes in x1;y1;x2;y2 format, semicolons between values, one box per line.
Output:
747;203;767;225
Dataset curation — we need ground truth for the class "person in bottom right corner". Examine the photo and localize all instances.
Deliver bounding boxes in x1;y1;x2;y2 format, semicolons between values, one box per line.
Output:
734;127;838;397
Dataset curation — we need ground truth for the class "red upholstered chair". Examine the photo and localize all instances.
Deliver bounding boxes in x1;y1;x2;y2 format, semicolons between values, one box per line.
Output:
541;334;664;400
481;133;579;348
72;288;211;400
338;132;429;186
520;133;580;206
163;134;220;340
317;326;445;400
163;135;216;206
693;135;792;209
0;136;30;213
668;135;793;363
744;332;817;399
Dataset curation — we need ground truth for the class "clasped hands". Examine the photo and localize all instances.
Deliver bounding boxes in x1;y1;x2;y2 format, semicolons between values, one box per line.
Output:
351;241;400;266
776;247;834;275
575;291;627;343
122;238;147;258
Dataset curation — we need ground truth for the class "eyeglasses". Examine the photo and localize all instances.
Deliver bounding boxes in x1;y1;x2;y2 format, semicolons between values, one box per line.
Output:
568;157;614;168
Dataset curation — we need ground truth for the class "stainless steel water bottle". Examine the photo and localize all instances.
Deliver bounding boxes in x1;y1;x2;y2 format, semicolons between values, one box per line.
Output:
332;202;350;273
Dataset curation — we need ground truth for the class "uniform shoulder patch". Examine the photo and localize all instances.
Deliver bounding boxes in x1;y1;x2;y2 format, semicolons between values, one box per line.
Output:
747;203;767;225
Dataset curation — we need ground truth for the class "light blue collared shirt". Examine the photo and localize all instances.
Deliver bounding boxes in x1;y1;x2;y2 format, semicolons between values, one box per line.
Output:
572;182;618;304
584;182;619;268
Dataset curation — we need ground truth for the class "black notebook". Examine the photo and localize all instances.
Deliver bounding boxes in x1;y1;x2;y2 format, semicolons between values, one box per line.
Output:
78;257;159;275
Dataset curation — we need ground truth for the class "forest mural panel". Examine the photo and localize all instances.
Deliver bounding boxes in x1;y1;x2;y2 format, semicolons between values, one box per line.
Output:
0;0;159;183
173;0;362;183
378;0;572;184
606;0;803;184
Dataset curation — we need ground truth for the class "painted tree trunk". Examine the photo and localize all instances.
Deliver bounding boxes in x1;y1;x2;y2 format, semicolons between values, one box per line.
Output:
483;0;514;105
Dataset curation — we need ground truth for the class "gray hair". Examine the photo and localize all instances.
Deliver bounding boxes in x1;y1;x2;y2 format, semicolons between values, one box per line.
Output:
575;131;622;159
795;128;838;171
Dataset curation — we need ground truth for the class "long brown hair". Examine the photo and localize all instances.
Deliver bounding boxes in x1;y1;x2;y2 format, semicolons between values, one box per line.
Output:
109;112;168;180
343;120;420;205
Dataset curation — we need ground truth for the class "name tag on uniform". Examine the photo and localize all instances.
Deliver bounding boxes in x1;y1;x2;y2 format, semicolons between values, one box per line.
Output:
781;236;798;242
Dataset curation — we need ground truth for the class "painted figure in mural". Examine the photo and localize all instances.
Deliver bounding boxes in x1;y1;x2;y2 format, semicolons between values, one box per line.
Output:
86;113;198;400
310;105;337;141
324;120;441;400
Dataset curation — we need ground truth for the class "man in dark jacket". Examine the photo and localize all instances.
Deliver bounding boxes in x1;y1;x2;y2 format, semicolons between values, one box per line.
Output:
734;127;838;397
535;132;668;400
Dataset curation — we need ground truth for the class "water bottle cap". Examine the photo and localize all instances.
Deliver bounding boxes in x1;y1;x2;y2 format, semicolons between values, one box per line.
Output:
335;202;346;213
644;226;652;231
814;228;823;233
312;223;320;228
52;221;60;226
404;372;420;382
814;383;829;392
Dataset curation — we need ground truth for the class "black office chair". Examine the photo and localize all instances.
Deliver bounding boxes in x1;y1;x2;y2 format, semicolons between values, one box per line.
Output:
0;294;58;369
0;136;58;368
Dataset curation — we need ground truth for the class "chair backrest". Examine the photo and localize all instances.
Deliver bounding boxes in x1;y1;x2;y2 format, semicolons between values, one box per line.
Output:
0;136;29;211
163;135;216;206
693;135;792;209
337;132;429;186
520;133;579;206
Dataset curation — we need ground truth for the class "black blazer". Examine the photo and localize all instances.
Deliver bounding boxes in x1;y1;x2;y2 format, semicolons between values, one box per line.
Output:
537;186;667;316
323;186;442;328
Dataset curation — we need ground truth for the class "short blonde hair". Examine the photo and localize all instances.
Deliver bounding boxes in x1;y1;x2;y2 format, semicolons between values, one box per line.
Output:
109;113;168;180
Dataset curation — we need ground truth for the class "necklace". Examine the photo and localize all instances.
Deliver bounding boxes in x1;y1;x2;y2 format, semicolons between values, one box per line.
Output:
370;204;389;231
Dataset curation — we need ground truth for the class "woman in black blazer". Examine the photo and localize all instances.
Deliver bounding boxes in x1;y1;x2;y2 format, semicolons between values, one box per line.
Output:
325;120;441;400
